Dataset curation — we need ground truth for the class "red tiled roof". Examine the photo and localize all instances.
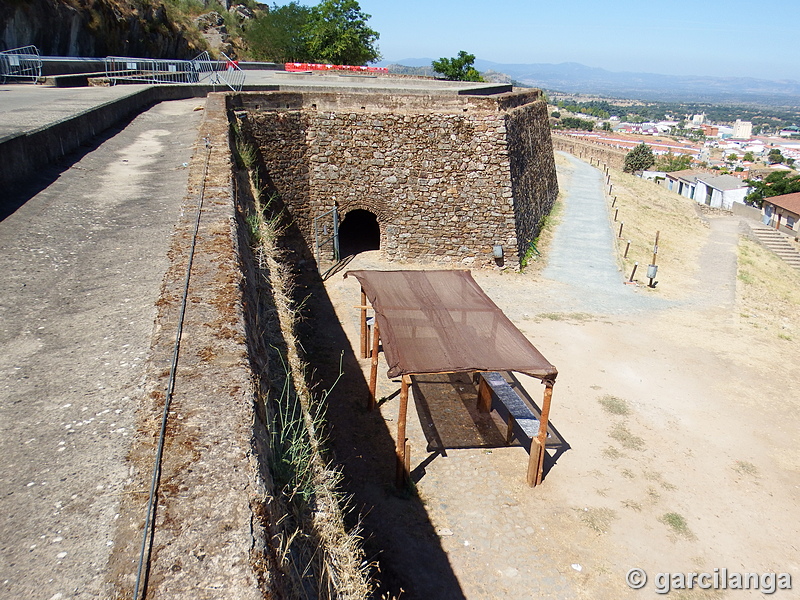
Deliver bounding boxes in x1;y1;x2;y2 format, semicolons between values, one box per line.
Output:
765;192;800;215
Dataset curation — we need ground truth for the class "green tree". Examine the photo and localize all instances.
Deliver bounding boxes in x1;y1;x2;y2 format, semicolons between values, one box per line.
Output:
246;2;313;63
744;171;800;207
624;143;655;173
559;116;594;131
727;153;738;161
743;151;755;162
304;0;380;65
601;122;613;132
432;51;483;82
767;149;785;164
654;152;691;172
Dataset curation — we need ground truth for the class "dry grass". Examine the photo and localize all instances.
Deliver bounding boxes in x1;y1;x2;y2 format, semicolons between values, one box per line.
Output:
605;168;708;298
578;507;617;534
737;238;800;345
609;422;646;451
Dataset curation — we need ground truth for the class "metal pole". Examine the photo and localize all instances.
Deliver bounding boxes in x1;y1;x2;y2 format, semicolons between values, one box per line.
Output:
332;203;340;261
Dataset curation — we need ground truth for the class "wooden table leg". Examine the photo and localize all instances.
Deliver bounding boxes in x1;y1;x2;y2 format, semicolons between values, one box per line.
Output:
527;381;554;486
395;374;410;488
367;321;380;410
477;375;492;413
360;289;368;359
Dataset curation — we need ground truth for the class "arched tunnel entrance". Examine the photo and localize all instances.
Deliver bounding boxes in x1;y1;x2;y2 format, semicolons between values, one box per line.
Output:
338;209;380;257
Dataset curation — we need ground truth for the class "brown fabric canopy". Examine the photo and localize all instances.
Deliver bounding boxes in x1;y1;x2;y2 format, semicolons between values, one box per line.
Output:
345;270;558;381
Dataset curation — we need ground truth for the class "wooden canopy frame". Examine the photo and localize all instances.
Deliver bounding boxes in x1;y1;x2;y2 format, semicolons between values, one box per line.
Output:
347;270;558;488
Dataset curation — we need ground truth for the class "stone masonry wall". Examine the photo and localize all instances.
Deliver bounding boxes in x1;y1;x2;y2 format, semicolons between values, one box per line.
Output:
231;90;558;267
505;98;559;258
551;133;627;170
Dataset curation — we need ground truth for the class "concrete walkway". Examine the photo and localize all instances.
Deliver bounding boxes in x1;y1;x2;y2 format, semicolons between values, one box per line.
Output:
0;84;150;141
0;99;201;600
543;152;668;314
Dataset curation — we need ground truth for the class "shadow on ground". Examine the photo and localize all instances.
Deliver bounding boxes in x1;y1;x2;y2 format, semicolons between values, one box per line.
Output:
295;266;467;599
0;111;144;222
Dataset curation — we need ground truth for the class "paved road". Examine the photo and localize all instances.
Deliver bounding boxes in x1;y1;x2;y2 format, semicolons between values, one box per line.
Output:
0;99;201;599
543;152;668;314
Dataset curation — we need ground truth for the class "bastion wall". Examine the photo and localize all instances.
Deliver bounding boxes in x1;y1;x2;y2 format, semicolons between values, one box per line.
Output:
229;89;558;266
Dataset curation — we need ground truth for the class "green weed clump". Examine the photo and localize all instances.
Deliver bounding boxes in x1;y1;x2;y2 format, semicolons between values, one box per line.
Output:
598;394;631;416
659;512;696;540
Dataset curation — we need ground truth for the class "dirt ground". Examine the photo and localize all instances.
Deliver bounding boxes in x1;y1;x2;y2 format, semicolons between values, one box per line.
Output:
306;154;800;599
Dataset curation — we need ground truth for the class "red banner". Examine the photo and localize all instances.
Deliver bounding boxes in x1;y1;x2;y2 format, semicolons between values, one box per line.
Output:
284;62;388;73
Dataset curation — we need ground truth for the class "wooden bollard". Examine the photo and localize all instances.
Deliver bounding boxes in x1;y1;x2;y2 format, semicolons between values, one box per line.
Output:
614;208;619;221
618;222;624;238
624;239;631;258
629;262;638;282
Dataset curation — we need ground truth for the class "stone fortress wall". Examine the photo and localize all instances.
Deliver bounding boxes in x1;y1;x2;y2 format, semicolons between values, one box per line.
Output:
551;132;627;170
230;89;558;267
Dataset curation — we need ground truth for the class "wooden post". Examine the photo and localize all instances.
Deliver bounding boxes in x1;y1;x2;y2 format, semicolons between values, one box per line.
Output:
360;289;368;359
506;415;516;445
618;222;624;238
367;321;380;410
396;375;411;488
652;230;660;266
614;208;619;221
629;262;638;282
527;381;554;486
624;239;631;258
477;376;492;413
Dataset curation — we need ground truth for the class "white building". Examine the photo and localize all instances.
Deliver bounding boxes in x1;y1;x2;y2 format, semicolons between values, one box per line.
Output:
694;174;749;210
733;119;753;139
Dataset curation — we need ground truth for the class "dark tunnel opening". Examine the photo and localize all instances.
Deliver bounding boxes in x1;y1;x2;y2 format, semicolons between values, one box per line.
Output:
338;209;380;257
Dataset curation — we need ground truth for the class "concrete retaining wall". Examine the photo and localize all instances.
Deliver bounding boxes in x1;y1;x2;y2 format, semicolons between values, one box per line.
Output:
0;84;278;190
732;201;763;222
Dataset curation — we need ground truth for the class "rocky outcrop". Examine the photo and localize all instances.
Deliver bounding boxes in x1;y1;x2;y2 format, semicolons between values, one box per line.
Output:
0;0;204;58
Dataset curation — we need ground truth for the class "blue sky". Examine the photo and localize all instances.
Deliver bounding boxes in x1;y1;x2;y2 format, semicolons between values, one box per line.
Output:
356;0;798;81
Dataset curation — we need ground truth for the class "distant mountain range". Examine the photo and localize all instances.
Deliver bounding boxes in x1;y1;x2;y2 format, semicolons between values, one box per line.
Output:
378;58;800;106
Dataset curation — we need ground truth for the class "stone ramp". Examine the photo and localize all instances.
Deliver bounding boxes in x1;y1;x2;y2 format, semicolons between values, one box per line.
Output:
748;225;800;270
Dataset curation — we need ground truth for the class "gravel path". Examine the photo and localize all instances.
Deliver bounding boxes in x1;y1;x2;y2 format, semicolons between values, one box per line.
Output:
0;99;200;600
542;152;669;314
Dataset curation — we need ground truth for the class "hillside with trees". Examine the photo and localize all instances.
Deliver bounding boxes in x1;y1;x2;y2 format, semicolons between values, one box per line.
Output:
0;0;381;64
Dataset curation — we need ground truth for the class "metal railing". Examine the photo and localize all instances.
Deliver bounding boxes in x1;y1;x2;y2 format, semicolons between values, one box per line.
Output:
0;46;43;84
194;51;246;92
314;204;340;272
104;51;245;91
